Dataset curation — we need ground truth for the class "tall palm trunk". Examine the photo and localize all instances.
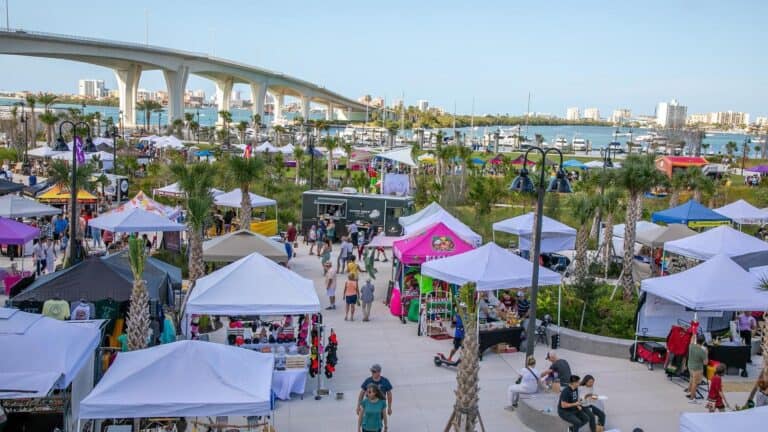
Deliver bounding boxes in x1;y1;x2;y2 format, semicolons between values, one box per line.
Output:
574;226;589;281
603;212;615;274
126;237;150;351
589;211;600;241
295;159;301;185
188;228;205;283
693;189;702;202
241;186;253;231
669;190;681;208
621;192;640;300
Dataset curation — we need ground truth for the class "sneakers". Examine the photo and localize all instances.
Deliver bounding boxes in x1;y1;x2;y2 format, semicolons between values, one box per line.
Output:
325;306;334;310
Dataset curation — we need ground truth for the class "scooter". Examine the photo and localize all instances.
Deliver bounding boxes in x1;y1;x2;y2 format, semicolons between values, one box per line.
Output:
433;353;461;368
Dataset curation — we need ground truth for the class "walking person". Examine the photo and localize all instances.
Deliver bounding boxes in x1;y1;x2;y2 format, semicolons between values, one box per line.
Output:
446;313;464;362
344;274;360;321
357;364;393;417
338;236;353;274
32;239;46;276
43;238;57;275
320;239;333;271
374;227;388;262
308;225;317;255
558;375;592;432
506;356;541;410
737;311;757;357
580;375;606;431
348;220;359;249
324;262;337;310
286;222;298;256
686;335;708;402
327;219;336;243
706;363;729;412
361;278;375;321
358;384;388;432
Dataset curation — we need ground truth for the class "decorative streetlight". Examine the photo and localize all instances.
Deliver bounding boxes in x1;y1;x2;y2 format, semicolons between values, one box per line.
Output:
56;120;91;266
510;146;571;358
308;124;315;189
157;111;163;134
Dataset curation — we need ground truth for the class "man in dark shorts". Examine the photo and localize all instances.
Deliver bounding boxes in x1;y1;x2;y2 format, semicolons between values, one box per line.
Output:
558;375;593;432
447;313;464;362
540;351;572;392
357;364;393;417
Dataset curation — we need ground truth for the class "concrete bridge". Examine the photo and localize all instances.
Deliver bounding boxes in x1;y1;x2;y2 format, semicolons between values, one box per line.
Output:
0;29;367;127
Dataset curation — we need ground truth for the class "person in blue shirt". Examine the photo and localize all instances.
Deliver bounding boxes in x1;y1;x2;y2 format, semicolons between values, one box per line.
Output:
357;364;393;417
447;313;464;362
358;384;387;432
53;215;68;248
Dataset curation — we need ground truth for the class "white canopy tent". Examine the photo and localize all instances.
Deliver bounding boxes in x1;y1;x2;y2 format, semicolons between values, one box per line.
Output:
679;406;768;431
0;195;61;218
421;242;562;291
368;233;402;249
27;145;66;158
214;188;277;208
398;202;444;227
185;252;320;317
714;199;768;225
376;147;417;167
278;143;295;155
203;230;288;263
153;182;225;199
664;225;768;260
92;137;114;147
154;135;185;149
253;141;278;153
79;340;274;420
88;207;185;233
492;212;577;253
402;210;482;246
0;308;100;399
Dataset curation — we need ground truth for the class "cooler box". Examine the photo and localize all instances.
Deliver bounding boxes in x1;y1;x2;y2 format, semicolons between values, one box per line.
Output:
630;341;667;366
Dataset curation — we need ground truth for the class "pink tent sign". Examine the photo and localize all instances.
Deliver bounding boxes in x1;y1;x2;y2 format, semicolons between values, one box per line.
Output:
393;222;475;264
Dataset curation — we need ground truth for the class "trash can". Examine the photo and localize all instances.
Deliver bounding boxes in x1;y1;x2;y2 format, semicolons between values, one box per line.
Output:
551;333;560;349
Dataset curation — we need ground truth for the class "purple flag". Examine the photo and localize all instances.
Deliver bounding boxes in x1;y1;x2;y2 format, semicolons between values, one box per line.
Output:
74;136;86;165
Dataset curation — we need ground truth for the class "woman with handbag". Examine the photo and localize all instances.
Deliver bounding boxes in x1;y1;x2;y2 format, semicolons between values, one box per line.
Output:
506;356;540;410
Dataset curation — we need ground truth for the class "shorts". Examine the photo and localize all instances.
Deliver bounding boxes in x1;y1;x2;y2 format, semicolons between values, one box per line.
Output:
326;287;336;297
453;336;464;350
53;232;60;241
346;295;358;305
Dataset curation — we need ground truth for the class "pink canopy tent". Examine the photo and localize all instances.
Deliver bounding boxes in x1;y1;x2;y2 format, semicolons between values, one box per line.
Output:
393;222;475;264
0;217;40;244
117;191;181;220
510;155;536;166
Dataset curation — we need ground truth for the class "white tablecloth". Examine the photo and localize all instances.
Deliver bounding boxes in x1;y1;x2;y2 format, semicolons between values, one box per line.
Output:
272;369;307;400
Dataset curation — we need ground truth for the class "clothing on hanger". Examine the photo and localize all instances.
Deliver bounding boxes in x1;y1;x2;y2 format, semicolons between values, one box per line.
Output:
42;298;70;320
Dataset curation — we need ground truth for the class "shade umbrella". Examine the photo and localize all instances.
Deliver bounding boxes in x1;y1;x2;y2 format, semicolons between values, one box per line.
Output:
0;217;40;244
88;207;185;233
0;179;24;195
0;195;61;218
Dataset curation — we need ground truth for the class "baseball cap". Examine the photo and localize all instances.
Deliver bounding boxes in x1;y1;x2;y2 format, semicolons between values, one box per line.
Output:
370;364;382;373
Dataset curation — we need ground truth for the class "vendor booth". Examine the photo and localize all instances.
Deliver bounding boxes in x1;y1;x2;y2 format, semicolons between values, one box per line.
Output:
0;307;101;432
0;217;39;285
399;202;482;246
203;229;288;264
88;206;185;233
713;199;768;226
679;406;768;432
185;252;323;400
651;200;730;228
117;191;182;220
214;188;278;235
78;340;274;431
492;212;577;254
37;185;98;204
0;179;24;195
421;242;562;358
665;225;768;261
390;222;475;326
0;195;61;218
639;255;768;376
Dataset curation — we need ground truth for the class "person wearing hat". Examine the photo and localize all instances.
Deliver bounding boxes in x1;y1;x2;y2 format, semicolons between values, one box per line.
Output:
361;278;375;321
540;351;572;393
358;364;393;418
324;261;337;310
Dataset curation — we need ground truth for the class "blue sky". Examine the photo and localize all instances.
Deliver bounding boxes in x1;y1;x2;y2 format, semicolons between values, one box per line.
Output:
1;0;766;117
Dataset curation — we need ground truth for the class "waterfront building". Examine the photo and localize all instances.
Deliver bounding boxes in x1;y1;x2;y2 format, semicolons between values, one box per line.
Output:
566;107;580;121
656;99;687;129
583;107;600;121
687;111;750;127
417;99;429;111
78;79;106;98
756;116;768;127
610;108;632;124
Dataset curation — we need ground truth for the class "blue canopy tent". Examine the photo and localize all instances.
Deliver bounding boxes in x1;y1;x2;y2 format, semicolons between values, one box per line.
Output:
651;200;731;228
471;158;486;165
562;159;587;169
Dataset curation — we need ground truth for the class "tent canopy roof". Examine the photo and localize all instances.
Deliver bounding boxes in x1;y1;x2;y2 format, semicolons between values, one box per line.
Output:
11;252;179;303
79;340;274;419
651;200;729;225
186;252;320;316
420;242;561;291
680;404;768;431
0;179;24;195
203;230;288;263
376;147;417;167
393;222;475;264
612;221;660;239
37;185;97;203
492;212;577;252
664;225;768;260
635;223;698;248
641;254;768;311
214;188;277;208
0;217;40;244
399;202;444;227
0;308;100;398
0;195;61;218
400;204;482;246
714;199;768;225
88;207;185;233
118;191;181;220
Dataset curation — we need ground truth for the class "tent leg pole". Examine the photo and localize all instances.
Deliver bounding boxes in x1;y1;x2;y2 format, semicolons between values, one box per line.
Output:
76;419;81;432
557;282;562;331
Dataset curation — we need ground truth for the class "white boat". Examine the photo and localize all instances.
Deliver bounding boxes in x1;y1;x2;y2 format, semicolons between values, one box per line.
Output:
553;136;568;150
572;136;589;152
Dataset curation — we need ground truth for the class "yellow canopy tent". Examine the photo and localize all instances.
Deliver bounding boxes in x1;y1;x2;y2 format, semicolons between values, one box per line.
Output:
38;185;98;204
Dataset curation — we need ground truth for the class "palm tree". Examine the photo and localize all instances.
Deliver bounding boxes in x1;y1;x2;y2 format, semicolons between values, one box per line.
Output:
293;145;304;185
172;118;184;138
226;156;264;231
455;145;473;199
38;111;59;146
37;92;58;111
613;154;665;299
236;121;248;144
445;283;482;431
569;193;599;281
324;136;339;187
189;121;199;142
668;171;688;207
342;142;353;185
184;112;194;140
218;110;233;145
136;100;162;132
126;235;150;350
252;113;262;141
600;188;623;275
701;143;710;154
93;111;102;137
686;167;714;202
47;160;98;265
725;141;738;158
24;94;37;145
273;125;285;147
153;108;164;133
171;163;216;318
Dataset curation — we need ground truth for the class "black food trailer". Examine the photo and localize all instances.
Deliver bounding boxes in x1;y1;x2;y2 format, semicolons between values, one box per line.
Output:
301;190;414;239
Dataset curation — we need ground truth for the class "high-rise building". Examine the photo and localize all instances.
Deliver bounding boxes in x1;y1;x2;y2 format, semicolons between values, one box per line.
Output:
755;116;768;127
417;100;429;111
565;107;580;121
687;111;751;127
583;108;600;121
656;99;687;129
610;108;632;124
78;79;106;98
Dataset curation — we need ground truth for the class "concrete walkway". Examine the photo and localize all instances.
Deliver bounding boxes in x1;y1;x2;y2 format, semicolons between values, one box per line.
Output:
272;247;762;432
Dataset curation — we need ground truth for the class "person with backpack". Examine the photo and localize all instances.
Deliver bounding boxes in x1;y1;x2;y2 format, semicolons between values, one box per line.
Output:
506;356;541;410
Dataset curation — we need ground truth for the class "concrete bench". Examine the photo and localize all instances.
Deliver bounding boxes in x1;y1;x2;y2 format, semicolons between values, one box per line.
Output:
548;326;634;359
515;393;570;432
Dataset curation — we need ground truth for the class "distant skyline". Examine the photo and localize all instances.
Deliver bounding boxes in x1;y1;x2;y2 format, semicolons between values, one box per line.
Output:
0;0;766;117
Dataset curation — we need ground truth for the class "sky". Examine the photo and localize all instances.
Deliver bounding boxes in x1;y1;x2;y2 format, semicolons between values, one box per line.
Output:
0;0;766;117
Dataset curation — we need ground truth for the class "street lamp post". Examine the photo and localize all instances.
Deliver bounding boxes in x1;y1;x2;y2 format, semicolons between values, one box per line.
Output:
157;111;163;134
196;109;200;146
56;120;91;267
510;146;571;358
16;102;29;174
308;123;315;189
741;136;751;176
